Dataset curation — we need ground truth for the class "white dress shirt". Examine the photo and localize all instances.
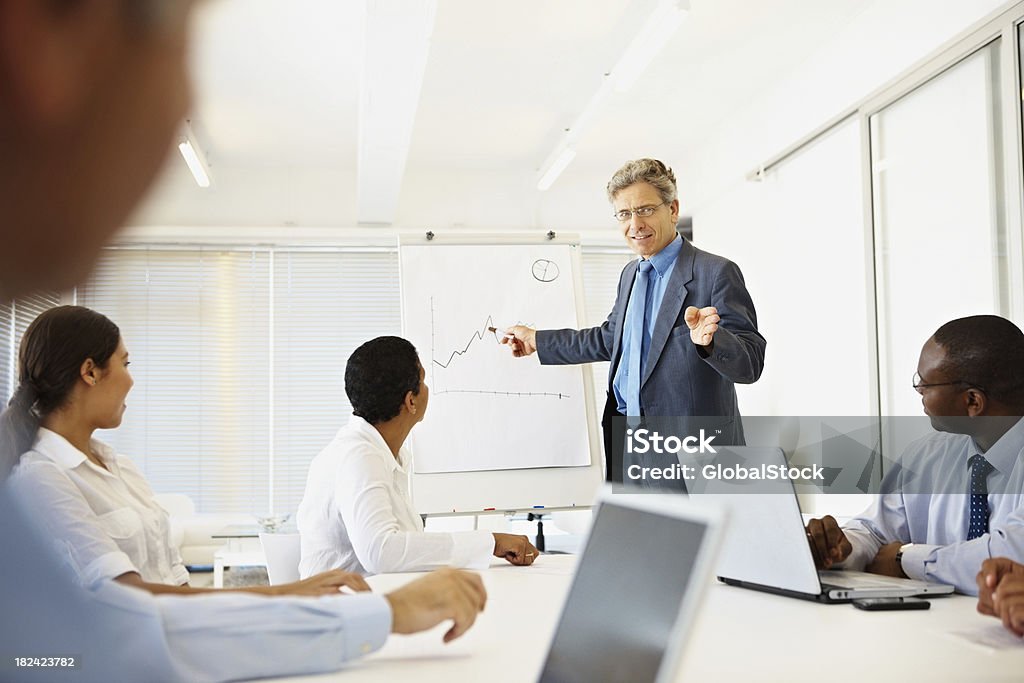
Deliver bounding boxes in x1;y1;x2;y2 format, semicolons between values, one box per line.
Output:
1;483;392;683
12;427;190;587
840;417;1024;594
298;416;494;576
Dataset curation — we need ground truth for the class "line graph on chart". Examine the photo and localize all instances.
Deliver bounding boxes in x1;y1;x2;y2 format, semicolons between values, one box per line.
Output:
428;297;571;398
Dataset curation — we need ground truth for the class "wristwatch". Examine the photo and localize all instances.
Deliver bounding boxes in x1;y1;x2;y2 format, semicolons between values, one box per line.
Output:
895;543;914;575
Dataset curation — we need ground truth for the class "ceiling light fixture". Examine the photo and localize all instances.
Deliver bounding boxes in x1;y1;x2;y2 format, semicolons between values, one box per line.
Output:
612;0;689;93
537;147;578;192
178;121;211;188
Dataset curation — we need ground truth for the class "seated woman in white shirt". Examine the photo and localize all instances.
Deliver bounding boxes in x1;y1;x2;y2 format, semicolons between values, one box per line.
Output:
8;305;368;597
297;335;538;576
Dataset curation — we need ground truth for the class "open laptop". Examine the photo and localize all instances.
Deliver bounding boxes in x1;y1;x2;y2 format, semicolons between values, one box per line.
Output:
691;446;953;603
537;488;726;683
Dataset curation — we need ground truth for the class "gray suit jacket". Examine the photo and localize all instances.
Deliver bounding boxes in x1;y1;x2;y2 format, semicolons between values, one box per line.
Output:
537;239;765;445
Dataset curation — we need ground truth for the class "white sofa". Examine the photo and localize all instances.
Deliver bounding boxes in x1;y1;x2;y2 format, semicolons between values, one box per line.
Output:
153;493;254;567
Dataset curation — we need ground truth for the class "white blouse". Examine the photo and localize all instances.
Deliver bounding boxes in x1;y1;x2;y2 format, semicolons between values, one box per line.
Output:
12;428;189;588
297;416;493;576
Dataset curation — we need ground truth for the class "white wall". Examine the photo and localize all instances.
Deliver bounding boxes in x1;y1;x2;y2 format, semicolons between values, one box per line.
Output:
682;0;1009;211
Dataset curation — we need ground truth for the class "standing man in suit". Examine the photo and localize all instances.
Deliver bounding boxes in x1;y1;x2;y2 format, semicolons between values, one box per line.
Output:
503;158;766;481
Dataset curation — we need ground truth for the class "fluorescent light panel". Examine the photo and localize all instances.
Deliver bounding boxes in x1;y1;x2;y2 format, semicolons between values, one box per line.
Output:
534;0;689;192
613;0;689;93
177;120;212;189
537;147;577;192
178;139;211;188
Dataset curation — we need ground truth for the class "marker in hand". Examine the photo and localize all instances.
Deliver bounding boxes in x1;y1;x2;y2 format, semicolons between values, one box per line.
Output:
491;326;524;356
493;325;538;357
488;326;514;342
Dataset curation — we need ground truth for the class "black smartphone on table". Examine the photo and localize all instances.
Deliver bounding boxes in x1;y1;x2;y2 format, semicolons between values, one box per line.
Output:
852;597;930;611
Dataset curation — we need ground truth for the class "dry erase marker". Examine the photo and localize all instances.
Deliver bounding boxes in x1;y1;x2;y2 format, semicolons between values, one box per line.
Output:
488;326;513;340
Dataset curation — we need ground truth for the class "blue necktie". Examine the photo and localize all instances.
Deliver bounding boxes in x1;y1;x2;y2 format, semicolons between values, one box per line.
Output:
624;260;654;418
967;454;994;541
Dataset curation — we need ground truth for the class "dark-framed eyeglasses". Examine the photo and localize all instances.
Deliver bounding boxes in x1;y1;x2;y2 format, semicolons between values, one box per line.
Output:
613;202;666;223
912;372;985;395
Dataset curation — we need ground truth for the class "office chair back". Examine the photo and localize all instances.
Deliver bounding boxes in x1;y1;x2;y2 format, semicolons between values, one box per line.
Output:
259;532;301;585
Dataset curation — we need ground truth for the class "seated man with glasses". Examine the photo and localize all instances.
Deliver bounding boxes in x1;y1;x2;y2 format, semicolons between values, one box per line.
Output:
806;315;1024;594
501;158;766;481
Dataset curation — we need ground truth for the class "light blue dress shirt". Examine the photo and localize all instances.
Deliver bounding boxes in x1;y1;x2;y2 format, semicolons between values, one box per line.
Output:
839;417;1024;594
613;234;684;413
0;483;391;682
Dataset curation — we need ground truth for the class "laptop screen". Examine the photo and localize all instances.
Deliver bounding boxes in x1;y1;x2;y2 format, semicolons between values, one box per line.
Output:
538;501;707;683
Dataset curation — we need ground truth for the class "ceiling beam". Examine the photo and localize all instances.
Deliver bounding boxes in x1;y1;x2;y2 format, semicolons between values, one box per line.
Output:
357;0;437;224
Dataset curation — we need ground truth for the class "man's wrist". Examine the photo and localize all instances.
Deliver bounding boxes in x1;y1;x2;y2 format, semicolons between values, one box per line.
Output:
383;593;401;634
895;543;913;578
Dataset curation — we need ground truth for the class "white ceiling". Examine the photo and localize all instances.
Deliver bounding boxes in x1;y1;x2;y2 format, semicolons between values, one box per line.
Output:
132;0;875;230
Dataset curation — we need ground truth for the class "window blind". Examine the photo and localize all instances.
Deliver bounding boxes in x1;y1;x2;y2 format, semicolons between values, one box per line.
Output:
271;250;400;516
1;302;11;403
78;249;272;515
579;249;634;415
1;292;62;405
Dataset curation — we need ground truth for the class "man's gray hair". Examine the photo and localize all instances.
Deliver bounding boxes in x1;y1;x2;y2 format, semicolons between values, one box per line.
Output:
606;158;678;204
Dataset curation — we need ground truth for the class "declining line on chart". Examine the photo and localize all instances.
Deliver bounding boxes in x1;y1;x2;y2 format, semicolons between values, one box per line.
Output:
429;296;570;399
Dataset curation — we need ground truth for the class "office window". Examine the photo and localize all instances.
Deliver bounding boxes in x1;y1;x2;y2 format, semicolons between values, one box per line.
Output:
1;302;8;402
77;247;403;516
870;41;1007;417
0;293;62;405
77;249;273;514
729;119;872;417
271;250;400;516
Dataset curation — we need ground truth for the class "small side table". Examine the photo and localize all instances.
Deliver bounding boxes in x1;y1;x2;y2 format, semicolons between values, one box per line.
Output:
210;526;273;588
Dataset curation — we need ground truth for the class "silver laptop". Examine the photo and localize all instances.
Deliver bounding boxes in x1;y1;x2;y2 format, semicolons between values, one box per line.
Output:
691;447;954;603
537;488;726;683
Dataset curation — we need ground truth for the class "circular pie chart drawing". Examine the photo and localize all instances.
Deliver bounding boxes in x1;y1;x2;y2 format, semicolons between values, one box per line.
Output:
532;259;560;282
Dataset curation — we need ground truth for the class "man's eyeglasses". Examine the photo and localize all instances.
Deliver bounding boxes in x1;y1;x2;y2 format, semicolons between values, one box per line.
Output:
912;372;985;395
613;203;666;223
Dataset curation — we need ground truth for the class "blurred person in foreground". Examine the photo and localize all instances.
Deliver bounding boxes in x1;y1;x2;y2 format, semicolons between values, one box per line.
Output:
0;1;485;680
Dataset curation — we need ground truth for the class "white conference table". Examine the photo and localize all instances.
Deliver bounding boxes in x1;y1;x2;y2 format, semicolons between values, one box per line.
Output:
262;554;1024;683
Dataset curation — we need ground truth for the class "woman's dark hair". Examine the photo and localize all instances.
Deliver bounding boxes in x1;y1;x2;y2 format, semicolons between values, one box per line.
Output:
0;306;120;479
345;336;422;425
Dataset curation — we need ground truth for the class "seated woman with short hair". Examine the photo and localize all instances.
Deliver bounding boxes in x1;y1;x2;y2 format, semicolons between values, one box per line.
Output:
7;305;367;597
297;335;537;576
